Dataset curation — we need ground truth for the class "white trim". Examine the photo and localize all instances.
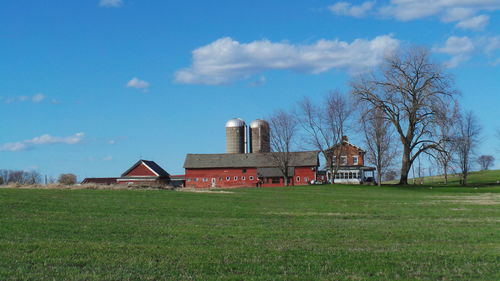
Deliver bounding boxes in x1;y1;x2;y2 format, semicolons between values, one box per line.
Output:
117;178;157;182
141;161;160;176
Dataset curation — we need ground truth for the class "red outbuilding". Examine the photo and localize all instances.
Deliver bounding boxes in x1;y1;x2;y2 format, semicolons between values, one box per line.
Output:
183;151;319;188
116;159;171;186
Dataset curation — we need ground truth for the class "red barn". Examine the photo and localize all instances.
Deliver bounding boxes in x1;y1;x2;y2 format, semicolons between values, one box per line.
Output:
183;151;318;188
116;160;170;186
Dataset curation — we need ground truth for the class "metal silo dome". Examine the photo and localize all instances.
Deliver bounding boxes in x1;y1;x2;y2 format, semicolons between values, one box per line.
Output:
249;119;270;153
225;118;246;128
226;118;247;153
250;119;269;128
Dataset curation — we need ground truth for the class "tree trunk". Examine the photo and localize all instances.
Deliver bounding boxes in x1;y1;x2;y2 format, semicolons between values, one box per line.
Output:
443;164;448;184
377;171;382;187
399;144;411;185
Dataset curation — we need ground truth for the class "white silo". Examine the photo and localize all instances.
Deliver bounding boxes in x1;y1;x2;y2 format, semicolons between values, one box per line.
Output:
225;118;246;153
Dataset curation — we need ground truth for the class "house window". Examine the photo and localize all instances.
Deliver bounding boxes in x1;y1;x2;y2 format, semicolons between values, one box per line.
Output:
333;156;337;164
341;156;347;165
242;176;246;180
353;156;359;165
271;177;280;184
226;176;230;181
296;176;300;182
249;176;254;180
348;172;353;179
234;176;238;181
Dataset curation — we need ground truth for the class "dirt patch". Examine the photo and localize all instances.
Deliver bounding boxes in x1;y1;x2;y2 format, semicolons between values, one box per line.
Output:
432;193;500;205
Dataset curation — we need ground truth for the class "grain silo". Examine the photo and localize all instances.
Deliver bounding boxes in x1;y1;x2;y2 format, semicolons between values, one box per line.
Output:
225;118;247;153
249;119;270;153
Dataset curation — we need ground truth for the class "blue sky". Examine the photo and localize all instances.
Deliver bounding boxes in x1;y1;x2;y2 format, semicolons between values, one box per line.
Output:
1;0;500;180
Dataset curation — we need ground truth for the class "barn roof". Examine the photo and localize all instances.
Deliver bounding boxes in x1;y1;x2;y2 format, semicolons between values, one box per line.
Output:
257;167;295;177
183;151;318;169
81;177;118;185
121;160;170;177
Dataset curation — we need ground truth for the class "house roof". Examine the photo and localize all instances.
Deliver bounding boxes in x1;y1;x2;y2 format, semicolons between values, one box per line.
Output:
326;139;366;153
183;151;319;169
121;160;170;177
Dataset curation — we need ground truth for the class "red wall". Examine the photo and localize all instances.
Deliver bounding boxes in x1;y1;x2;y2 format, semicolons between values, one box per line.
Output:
125;163;157;177
185;166;316;188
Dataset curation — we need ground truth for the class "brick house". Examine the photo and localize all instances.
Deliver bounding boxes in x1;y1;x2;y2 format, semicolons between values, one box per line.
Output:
325;136;375;184
183;151;319;188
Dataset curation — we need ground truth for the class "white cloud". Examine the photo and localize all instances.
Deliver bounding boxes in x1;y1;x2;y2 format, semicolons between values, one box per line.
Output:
4;93;48;104
99;0;123;8
175;35;400;85
249;76;267;87
434;36;475;68
32;93;45;103
456;15;489;30
0;133;85;152
126;77;150;91
329;1;375;18
329;0;500;29
102;156;113;161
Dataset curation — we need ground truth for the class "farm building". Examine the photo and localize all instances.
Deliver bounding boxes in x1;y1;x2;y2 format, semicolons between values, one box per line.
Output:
184;151;319;188
81;160;172;186
325;136;375;184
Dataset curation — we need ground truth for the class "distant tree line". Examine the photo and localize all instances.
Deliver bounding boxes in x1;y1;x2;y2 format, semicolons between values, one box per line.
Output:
268;46;496;186
0;170;77;186
0;170;42;185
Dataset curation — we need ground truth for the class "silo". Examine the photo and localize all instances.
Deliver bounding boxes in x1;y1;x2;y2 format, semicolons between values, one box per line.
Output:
225;118;246;153
249;119;270;153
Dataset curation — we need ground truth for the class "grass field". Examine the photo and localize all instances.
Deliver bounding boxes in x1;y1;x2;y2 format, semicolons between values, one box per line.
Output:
1;185;499;280
386;169;500;186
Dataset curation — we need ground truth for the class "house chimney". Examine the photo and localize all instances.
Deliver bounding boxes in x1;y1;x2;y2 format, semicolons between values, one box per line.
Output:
342;136;348;142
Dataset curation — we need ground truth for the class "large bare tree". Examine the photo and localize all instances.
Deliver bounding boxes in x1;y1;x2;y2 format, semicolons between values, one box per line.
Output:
297;91;352;183
269;109;298;186
455;111;481;185
360;107;398;186
351;47;457;185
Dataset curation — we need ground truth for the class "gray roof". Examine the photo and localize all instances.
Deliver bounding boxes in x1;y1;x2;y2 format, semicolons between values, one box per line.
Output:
183;151;318;169
257;167;295;177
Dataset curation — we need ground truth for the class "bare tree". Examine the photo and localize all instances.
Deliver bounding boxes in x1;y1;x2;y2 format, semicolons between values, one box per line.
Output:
455;111;481;185
297;91;352;183
351;47;458;185
431;104;459;184
360;107;398;186
476;155;495;170
58;173;77;185
269;109;298;186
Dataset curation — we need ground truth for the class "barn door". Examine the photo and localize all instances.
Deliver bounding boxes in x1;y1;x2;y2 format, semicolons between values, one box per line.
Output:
211;178;216;188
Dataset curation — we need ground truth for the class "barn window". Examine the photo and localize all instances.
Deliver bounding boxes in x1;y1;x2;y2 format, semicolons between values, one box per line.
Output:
187;178;191;182
242;169;247;173
296;176;300;182
195;178;199;182
226;176;230;181
249;176;254;180
353;156;359;165
242;176;246;180
271;177;280;184
304;177;309;182
234;176;238;181
203;178;208;182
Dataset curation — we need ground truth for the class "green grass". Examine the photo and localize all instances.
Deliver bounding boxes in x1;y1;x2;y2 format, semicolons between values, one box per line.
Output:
1;185;499;280
386;169;500;186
